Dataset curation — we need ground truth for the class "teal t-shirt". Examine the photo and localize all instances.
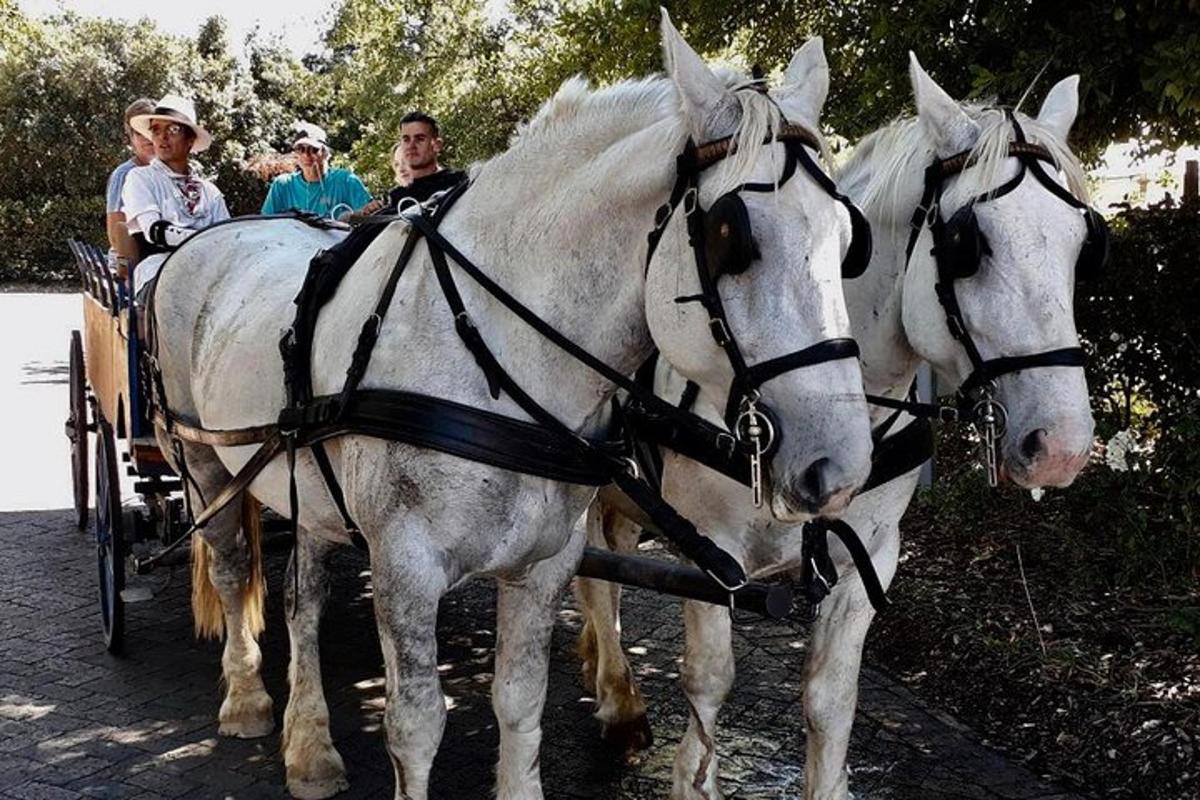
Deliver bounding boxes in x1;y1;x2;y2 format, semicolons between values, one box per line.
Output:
260;167;372;218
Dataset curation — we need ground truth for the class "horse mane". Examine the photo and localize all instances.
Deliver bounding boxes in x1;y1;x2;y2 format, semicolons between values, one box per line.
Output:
838;104;1089;227
475;69;822;196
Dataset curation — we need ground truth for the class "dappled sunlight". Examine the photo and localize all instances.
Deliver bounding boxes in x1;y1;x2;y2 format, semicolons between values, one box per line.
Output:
0;696;55;721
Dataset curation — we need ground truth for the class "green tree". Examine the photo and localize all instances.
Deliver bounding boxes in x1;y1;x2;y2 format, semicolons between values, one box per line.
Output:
0;11;189;279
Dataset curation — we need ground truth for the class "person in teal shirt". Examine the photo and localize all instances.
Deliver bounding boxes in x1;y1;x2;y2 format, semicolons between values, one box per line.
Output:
261;122;372;219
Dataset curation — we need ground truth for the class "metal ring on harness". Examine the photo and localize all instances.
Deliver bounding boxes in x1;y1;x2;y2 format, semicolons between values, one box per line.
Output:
682;186;699;217
973;394;1009;438
734;401;776;455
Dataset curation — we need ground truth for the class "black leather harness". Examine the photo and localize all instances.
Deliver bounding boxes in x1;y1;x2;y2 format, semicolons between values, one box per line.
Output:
145;127;866;595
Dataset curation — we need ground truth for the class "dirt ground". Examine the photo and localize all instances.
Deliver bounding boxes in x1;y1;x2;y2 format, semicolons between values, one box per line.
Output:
865;441;1199;800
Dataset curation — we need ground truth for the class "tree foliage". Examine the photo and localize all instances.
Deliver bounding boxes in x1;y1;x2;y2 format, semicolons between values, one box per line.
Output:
1;0;1198;280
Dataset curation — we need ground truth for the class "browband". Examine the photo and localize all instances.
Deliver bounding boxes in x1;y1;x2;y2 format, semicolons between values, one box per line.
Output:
694;123;822;171
936;140;1057;179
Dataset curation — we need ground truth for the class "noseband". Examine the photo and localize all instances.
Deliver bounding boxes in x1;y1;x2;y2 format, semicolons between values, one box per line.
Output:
646;124;869;505
879;112;1104;484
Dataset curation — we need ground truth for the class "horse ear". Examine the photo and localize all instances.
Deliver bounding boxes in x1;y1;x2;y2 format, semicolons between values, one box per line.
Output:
1036;75;1080;141
775;36;828;125
661;8;730;135
909;52;978;157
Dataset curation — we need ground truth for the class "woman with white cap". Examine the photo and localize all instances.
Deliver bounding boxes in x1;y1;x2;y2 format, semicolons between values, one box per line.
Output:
119;94;229;293
260;122;371;219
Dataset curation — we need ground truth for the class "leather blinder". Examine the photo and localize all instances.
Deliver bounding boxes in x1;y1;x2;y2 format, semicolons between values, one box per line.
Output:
703;192;758;280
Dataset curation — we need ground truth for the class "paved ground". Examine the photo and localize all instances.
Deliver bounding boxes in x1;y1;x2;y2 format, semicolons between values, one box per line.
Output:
0;292;1092;798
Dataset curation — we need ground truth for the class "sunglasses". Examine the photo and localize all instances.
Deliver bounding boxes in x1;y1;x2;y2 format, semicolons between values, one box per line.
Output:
294;145;322;155
149;122;188;138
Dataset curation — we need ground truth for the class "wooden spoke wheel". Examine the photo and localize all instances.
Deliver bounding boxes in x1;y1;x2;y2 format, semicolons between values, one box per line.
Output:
94;418;125;654
66;330;89;529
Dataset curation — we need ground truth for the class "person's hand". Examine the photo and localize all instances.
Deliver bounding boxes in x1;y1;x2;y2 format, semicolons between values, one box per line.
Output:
359;198;385;215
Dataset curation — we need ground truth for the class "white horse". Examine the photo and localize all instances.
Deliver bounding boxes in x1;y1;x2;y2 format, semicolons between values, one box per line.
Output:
575;54;1097;799
151;14;874;799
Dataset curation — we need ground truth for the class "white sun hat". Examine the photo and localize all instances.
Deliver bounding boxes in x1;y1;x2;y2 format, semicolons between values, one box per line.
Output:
129;94;213;153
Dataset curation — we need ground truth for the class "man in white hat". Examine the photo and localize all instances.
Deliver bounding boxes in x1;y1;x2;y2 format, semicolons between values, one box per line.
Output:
260;122;371;219
119;94;230;293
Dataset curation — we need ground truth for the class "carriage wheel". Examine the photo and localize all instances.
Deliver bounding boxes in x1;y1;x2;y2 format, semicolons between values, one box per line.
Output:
95;418;125;654
67;330;89;529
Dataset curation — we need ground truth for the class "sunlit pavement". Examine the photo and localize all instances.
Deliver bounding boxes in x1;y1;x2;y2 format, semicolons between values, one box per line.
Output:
0;291;1089;799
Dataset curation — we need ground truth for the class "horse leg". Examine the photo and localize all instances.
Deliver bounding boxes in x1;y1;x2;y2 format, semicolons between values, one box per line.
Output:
802;526;899;800
372;532;452;800
492;526;586;800
190;487;273;739
573;500;652;752
670;599;734;800
281;533;349;800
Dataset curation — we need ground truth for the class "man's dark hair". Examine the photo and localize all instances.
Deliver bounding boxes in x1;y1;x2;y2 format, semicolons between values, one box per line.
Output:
399;111;440;139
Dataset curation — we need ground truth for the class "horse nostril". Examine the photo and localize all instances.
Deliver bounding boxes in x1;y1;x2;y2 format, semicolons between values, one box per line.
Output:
801;457;833;508
1021;429;1048;461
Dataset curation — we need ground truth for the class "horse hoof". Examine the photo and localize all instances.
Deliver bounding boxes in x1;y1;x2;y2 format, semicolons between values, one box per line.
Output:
288;775;350;800
218;691;275;738
602;713;653;754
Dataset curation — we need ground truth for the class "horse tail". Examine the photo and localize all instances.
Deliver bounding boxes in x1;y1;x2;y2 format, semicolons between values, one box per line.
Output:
190;493;266;640
241;493;266;638
191;534;224;640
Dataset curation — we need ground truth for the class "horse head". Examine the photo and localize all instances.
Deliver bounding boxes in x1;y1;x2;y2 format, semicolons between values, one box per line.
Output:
646;15;872;520
899;56;1095;488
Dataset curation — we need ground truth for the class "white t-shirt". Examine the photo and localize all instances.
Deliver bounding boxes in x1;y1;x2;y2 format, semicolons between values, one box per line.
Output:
121;159;229;235
122;159;229;292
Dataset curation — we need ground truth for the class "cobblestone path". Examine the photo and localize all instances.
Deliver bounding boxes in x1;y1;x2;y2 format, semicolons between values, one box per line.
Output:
0;508;1091;799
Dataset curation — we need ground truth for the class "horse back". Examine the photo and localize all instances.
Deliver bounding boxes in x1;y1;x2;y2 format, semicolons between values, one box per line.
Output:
153;219;346;428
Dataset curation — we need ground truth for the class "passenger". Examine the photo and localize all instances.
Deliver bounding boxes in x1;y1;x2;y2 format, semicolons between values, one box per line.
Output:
359;112;466;214
105;98;157;276
291;113;466;368
119;94;229;295
391;141;413;188
261;122;371;219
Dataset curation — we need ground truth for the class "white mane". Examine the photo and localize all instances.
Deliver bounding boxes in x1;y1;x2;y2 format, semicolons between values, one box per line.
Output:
838;105;1089;227
474;70;822;197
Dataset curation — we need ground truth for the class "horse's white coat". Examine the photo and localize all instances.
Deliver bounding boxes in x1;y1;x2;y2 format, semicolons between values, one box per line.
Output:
577;55;1096;800
151;14;873;799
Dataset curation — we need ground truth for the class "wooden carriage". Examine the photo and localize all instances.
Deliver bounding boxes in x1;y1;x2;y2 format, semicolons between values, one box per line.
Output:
65;240;187;654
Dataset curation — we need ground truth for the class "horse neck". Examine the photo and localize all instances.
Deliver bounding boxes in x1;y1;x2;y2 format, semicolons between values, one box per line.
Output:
843;188;923;422
426;120;682;433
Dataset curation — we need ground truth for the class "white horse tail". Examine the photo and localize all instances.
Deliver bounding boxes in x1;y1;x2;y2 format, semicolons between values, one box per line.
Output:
190;493;266;641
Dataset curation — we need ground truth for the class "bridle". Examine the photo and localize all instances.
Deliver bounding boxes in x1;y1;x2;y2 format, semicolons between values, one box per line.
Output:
646;122;872;505
871;111;1107;485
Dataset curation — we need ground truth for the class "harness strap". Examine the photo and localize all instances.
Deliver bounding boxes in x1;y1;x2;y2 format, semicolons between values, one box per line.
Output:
336;181;470;411
418;222;748;590
132;432;286;574
740;337;861;390
309;441;366;549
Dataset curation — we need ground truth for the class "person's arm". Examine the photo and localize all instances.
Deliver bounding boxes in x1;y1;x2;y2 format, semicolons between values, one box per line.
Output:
108;213;137;277
261;178;283;214
345;173;373;210
120;169;161;260
212;190;230;223
106;212;127;253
